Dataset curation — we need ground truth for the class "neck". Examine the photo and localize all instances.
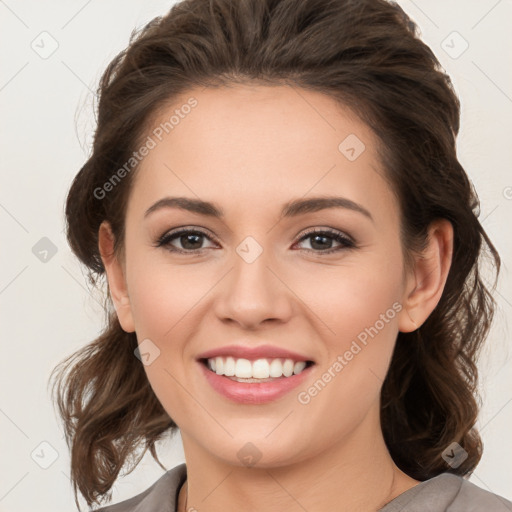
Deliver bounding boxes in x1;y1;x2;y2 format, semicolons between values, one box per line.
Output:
178;406;419;512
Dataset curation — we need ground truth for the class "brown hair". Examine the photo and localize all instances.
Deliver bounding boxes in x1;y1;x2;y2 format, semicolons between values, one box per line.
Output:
49;0;501;509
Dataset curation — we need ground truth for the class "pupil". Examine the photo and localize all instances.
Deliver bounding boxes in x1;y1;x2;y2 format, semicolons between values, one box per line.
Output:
182;234;202;249
311;234;331;250
179;234;333;251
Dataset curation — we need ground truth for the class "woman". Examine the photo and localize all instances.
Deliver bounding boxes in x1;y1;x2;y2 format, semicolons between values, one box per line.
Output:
50;0;512;511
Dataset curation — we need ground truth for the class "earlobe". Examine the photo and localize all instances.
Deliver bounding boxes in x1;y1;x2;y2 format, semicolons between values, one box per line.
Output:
98;221;136;333
397;219;454;333
400;308;418;332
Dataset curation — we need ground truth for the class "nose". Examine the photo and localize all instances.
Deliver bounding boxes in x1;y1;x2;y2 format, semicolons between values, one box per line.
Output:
212;245;294;330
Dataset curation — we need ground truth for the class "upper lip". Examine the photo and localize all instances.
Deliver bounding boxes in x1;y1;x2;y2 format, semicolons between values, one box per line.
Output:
197;344;314;362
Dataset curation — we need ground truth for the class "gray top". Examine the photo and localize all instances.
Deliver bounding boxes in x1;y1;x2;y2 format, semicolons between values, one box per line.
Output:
92;463;512;511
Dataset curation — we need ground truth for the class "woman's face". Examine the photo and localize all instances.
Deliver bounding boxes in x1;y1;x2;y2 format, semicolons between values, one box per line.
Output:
102;84;424;467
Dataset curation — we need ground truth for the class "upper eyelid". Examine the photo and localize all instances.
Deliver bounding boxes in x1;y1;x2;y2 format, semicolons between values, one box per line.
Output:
159;225;350;238
298;226;353;242
158;226;354;247
162;226;220;243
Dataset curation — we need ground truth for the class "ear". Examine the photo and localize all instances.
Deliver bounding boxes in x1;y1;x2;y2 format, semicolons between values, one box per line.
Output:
98;220;135;333
397;218;454;332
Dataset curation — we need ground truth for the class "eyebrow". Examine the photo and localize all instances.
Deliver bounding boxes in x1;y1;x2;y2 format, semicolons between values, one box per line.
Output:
144;195;374;222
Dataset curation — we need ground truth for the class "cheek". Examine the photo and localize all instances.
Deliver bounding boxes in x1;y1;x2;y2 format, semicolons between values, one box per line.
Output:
295;269;402;423
127;255;210;338
296;258;402;341
302;257;404;401
125;259;203;424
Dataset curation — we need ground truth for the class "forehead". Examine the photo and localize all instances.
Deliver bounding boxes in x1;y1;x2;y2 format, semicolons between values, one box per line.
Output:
127;84;397;225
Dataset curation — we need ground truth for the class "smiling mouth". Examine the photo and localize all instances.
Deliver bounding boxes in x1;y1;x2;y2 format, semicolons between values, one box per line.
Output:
199;357;315;382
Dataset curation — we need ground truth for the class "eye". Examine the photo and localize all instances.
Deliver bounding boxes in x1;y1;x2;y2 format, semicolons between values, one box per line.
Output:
155;227;218;254
154;226;355;255
293;228;355;254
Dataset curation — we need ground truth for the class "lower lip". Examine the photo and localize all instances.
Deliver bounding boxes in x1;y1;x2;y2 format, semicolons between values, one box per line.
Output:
198;361;315;404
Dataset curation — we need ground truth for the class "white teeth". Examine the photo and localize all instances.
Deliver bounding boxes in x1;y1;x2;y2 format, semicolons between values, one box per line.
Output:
283;359;294;377
224;356;235;376
206;356;310;379
252;359;270;379
215;357;224;375
269;359;283;378
235;358;252;378
293;361;306;374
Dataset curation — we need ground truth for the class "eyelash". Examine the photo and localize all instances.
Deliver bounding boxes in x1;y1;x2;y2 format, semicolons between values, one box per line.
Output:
154;226;356;255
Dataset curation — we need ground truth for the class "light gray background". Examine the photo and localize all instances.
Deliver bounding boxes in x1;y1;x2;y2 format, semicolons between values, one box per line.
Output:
1;1;511;511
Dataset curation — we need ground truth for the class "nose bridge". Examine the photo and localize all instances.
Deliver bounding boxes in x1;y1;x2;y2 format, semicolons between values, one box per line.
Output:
214;233;293;327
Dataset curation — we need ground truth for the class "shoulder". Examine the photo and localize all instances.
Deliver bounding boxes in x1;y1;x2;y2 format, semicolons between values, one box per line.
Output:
380;472;512;512
90;463;187;512
446;473;512;511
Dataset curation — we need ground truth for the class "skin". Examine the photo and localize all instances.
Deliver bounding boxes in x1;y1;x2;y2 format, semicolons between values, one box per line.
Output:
99;84;453;512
